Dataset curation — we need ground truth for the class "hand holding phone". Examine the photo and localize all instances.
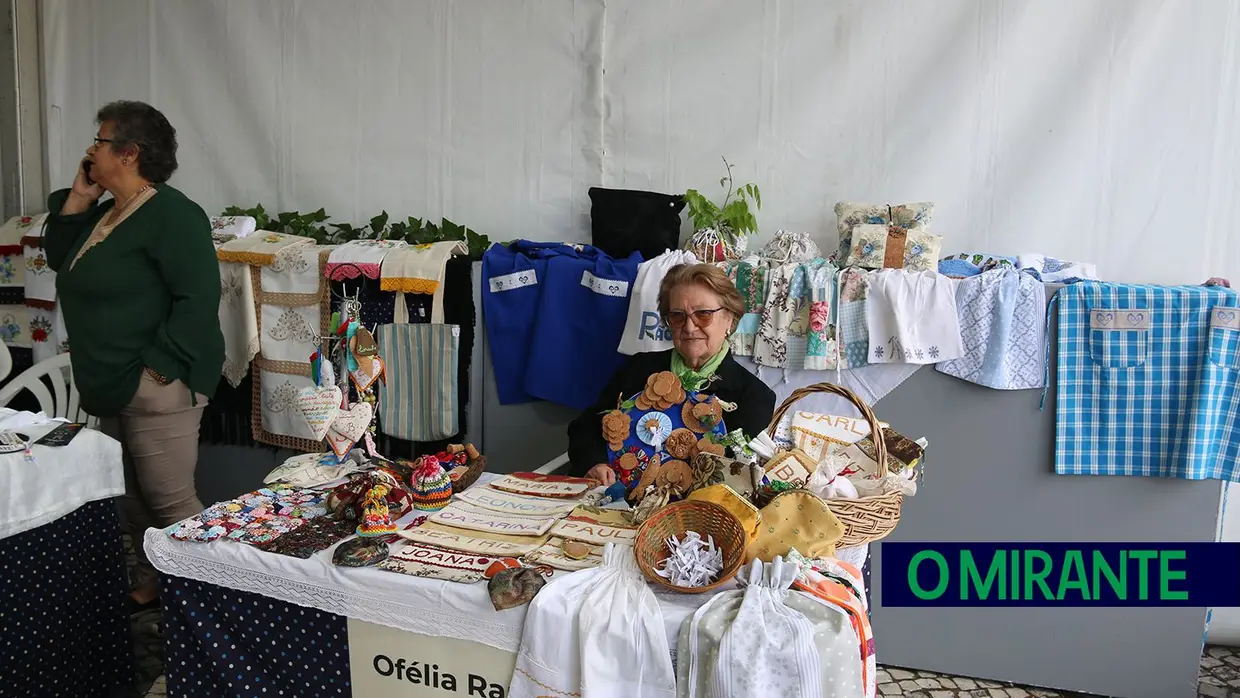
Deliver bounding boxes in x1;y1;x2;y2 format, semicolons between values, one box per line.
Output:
68;157;104;205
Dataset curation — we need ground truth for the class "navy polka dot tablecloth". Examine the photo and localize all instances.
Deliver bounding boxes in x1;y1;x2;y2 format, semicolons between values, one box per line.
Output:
163;576;351;697
0;498;133;698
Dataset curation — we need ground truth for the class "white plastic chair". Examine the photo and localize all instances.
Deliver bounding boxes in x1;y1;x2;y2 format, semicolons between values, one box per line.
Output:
0;353;97;427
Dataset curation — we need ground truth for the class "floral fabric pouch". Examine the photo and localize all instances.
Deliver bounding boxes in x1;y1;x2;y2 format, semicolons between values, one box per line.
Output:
845;224;942;271
834;201;935;264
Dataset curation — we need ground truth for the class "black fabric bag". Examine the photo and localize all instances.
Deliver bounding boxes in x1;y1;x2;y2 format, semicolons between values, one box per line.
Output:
588;187;686;261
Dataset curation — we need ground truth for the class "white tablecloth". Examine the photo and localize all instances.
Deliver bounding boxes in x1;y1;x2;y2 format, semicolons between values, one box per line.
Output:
0;410;124;540
144;474;730;653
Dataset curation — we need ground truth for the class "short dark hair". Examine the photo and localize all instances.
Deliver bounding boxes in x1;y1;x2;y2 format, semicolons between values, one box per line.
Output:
96;100;178;183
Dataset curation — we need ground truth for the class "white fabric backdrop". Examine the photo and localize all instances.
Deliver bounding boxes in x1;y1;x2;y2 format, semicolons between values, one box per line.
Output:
41;0;1240;283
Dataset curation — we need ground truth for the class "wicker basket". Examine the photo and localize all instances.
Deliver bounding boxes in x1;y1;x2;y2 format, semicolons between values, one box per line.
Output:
766;382;904;548
450;455;487;492
635;500;747;594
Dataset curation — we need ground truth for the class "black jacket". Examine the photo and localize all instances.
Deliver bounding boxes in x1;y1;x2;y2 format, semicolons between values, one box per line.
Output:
566;349;777;476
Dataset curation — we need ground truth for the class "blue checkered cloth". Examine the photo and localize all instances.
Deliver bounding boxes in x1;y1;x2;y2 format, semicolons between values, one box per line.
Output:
1055;282;1240;479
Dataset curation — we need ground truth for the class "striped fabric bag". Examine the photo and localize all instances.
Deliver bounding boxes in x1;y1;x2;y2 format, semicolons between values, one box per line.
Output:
376;322;460;442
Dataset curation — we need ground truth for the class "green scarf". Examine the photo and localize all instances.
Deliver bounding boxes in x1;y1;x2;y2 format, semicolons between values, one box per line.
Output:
671;346;729;392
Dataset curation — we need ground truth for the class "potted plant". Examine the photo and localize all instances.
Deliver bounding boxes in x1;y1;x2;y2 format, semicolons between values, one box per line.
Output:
683;157;762;261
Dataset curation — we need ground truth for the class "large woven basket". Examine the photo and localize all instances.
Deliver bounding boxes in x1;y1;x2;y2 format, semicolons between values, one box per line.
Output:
634;500;747;594
766;382;904;548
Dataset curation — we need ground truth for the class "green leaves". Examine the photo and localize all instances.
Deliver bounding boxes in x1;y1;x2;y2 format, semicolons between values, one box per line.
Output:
682;156;762;240
218;205;492;260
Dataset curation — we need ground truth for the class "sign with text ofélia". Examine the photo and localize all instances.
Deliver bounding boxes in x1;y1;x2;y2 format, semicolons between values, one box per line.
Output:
347;619;515;697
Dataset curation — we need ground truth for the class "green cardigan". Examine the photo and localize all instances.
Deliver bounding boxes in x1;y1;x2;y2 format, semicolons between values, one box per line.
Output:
45;184;224;417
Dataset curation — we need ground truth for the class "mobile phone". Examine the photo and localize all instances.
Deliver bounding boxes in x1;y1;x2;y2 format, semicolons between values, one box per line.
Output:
34;422;85;447
82;159;95;185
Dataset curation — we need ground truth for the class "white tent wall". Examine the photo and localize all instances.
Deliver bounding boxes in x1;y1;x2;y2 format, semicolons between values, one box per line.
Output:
38;0;1240;284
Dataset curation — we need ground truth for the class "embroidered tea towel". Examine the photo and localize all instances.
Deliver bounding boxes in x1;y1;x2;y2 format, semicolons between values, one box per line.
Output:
210;216;257;239
937;268;1047;389
19;214;52;309
618;249;698;355
753;263;802;368
262;245;327;294
430;502;555;537
219;261;259;387
0;306;30;348
326;239;408;281
509;544;676;698
730;259;767;356
399;522;546;557
1017;253;1098;283
380;239;467;294
835;268;871;369
454;486;580;518
804;262;838;370
376;322;459;441
217;231;313;266
866;269;963;364
0;214;29;291
1055;283;1240;480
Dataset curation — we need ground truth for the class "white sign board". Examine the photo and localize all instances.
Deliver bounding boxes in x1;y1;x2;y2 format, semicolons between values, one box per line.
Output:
348;619;516;698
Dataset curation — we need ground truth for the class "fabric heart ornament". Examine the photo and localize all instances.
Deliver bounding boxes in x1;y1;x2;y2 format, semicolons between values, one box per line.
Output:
297;385;343;441
325;401;374;459
350;356;385;392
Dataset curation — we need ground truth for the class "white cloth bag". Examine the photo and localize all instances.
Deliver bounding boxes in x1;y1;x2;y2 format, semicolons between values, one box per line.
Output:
865;269;964;364
618;250;698;355
679;557;862;698
509;544;676;698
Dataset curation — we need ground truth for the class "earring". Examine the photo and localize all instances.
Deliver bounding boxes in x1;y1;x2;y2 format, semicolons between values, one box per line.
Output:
121;158;128;165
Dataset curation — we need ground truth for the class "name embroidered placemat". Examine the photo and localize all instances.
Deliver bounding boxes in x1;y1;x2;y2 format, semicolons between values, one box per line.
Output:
455;486;581;517
430;502;556;537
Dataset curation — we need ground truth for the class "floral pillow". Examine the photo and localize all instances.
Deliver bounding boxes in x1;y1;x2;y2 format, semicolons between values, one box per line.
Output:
844;223;942;272
834;201;934;262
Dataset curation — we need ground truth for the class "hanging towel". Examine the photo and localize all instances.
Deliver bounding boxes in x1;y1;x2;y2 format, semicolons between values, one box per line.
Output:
377;322;460;442
482;240;577;405
805;262;839;370
20;214;53;310
730;259;767;357
835;268;871;369
1016;253;1098;283
937;269;1047;389
379;240;468;294
325;239;408;281
217;232;313;266
617;249;697;355
524;245;642;410
866;269;963;364
0;215;29;292
219;261;260;388
210;216;257;239
753;263;804;369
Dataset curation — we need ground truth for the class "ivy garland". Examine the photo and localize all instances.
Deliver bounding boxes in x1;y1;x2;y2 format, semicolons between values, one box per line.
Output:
221;204;492;260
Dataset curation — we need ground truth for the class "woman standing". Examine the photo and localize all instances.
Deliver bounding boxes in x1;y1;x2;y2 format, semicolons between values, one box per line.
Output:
44;100;223;607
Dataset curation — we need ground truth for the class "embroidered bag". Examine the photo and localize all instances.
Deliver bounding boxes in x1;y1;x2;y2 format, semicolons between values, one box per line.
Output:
746;489;845;562
618;249;699;355
509;544;676;698
676;557;864;698
759;230;821;265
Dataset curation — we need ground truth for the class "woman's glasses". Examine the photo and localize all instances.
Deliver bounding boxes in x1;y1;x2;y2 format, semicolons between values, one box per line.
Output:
665;308;725;329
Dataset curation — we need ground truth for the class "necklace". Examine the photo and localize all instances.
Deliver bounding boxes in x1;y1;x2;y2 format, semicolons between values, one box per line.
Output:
104;184;154;227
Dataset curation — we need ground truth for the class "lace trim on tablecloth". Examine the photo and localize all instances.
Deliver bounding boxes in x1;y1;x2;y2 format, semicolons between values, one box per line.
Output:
143;528;525;653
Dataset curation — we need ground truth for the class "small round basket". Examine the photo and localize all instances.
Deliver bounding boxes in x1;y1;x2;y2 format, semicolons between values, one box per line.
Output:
449;455;487;492
635;500;746;594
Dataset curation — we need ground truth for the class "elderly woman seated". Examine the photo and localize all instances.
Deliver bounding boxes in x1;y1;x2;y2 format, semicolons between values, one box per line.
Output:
567;262;776;484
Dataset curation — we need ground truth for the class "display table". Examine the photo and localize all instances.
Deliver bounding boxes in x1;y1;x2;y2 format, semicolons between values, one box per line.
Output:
0;414;132;697
148;469;864;697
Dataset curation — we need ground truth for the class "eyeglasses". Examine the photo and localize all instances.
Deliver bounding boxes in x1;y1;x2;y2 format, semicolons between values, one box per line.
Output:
92;137;115;146
665;308;725;329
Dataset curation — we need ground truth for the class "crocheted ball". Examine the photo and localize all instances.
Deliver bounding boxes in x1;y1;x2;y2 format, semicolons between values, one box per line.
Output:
409;456;453;511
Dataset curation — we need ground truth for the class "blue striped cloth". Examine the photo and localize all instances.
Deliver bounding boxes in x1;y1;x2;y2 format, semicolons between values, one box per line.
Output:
1055;282;1240;479
376;323;460;442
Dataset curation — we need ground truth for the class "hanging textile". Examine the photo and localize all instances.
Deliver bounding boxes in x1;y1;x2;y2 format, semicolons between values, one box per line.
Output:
937;268;1046;389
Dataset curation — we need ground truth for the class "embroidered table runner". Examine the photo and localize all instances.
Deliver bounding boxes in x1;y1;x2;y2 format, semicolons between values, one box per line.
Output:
1055;283;1240;479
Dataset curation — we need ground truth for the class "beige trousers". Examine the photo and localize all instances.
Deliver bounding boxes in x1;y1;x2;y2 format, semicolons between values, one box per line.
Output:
100;371;208;588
